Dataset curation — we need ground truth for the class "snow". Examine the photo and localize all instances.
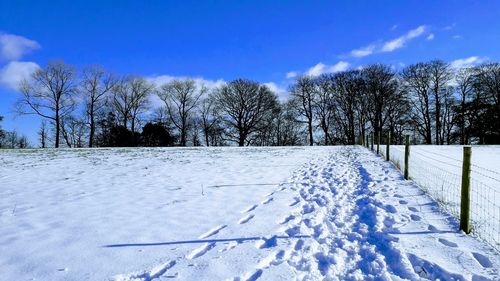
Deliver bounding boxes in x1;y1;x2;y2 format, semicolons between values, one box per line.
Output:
0;146;499;280
381;145;500;250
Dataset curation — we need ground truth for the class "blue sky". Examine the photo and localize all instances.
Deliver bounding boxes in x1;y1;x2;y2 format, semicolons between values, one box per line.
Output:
1;0;499;144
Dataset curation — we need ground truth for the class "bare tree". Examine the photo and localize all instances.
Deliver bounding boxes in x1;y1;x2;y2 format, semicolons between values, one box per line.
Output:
157;79;206;146
290;76;317;146
455;67;476;144
330;71;364;145
214;79;278;146
38;121;48;148
476;63;500;142
81;66;116;147
17;61;77;148
0;115;4;142
198;92;220;146
112;77;153;134
363;64;399;142
315;75;336;145
429;60;452;144
61;116;87;147
401;63;433;144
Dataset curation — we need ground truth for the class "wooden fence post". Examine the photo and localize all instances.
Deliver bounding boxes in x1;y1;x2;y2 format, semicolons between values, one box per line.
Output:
404;134;410;180
460;146;472;234
377;132;380;154
371;132;374;151
386;132;391;161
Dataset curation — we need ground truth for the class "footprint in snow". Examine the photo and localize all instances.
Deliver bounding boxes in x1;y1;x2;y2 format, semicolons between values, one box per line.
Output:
255;235;278;249
438;238;458;248
408;207;418;213
199;225;227;239
238;214;254;224
279;214;295;225
384;204;397;213
294;239;304;250
428;225;439;232
242;204;258;213
289;198;300;207
261;197;274;204
399;200;408;205
472;252;493;268
187;243;216;259
410;214;421;221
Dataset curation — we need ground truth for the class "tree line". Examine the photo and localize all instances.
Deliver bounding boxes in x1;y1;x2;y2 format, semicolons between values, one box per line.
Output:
1;60;499;148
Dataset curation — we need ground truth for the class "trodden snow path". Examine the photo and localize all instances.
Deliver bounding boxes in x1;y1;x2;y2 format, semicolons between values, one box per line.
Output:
113;147;499;281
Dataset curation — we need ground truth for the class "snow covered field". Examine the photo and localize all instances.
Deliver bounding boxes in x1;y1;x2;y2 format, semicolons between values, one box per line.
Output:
0;146;499;280
382;145;500;250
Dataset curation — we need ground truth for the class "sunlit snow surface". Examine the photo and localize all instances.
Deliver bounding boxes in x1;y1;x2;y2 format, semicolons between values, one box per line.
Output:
0;146;498;280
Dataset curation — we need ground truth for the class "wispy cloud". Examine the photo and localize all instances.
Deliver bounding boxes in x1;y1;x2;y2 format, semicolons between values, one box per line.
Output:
286;71;298;79
0;33;40;61
381;25;426;52
450;56;487;69
426;33;435;41
349;25;428;58
350;45;376;58
0;61;40;90
306;61;349;77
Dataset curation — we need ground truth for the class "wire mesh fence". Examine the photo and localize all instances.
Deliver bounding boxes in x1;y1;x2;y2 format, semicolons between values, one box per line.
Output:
376;144;500;251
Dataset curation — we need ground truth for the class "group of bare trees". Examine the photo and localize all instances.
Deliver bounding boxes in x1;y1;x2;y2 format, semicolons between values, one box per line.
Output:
6;59;500;148
0;115;30;149
287;61;499;146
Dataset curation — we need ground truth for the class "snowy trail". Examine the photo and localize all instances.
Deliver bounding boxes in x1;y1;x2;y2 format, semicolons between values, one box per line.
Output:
1;147;499;280
114;146;499;280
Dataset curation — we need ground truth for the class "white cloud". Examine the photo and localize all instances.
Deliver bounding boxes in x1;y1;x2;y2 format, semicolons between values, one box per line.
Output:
453;35;462;40
426;33;435;41
381;25;426;52
0;33;40;61
349;25;428;58
147;75;225;90
263;82;288;100
0;61;40;90
286;71;298;79
350;45;375;58
450;56;487;69
306;61;350;77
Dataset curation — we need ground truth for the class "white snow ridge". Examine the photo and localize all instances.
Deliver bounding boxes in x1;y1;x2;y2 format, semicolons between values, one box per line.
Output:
0;146;498;280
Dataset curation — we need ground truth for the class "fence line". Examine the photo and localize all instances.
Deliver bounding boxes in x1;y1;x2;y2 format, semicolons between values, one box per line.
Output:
369;136;500;251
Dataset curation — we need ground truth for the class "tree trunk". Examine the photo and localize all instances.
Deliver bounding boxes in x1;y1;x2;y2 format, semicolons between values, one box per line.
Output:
55;113;60;148
308;119;313;146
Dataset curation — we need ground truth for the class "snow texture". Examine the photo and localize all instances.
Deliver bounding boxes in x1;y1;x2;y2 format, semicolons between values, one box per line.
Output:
0;146;498;280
